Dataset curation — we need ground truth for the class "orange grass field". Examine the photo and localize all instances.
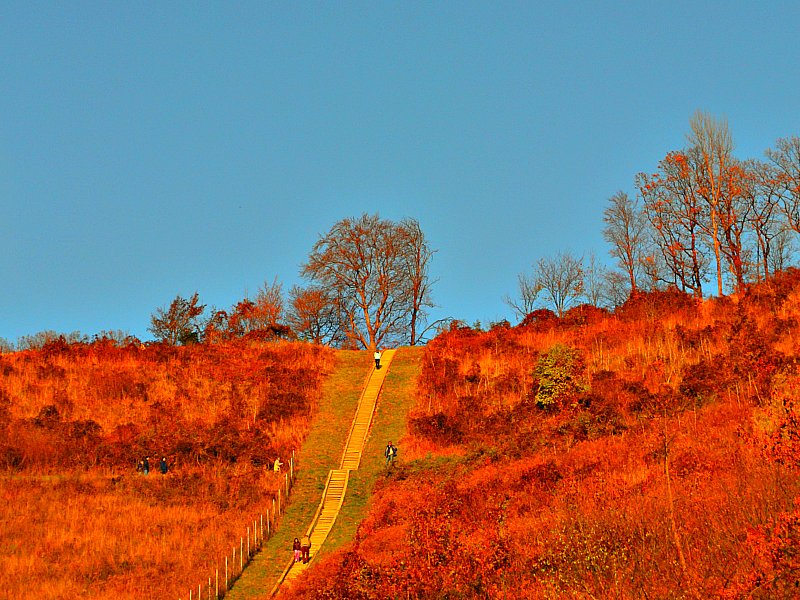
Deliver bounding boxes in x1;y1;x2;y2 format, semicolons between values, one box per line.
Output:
0;340;332;599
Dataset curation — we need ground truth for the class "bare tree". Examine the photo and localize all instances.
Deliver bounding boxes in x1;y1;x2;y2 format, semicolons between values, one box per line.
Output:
582;252;609;307
397;218;436;346
602;190;647;297
686;110;735;296
738;159;784;282
766;136;800;234
301;214;434;350
505;271;539;320
532;251;585;317
602;270;631;308
769;228;796;273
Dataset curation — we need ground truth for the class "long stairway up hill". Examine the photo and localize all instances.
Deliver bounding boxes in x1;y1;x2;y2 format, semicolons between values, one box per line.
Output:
225;347;422;600
275;349;395;592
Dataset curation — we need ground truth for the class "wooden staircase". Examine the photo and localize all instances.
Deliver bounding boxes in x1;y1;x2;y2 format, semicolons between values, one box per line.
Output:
272;349;396;594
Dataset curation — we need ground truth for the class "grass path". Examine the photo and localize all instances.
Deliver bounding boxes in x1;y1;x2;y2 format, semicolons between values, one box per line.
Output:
224;350;370;599
225;347;423;598
317;346;423;560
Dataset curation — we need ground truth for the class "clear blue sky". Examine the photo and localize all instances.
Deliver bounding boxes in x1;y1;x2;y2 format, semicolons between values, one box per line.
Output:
2;2;799;343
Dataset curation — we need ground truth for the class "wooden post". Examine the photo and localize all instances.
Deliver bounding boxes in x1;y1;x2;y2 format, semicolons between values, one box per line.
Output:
198;584;201;600
267;511;271;538
225;556;228;592
215;569;218;599
247;526;250;558
240;537;243;571
260;513;264;541
208;577;211;600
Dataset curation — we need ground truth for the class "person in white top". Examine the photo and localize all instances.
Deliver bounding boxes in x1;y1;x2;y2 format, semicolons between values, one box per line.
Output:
374;349;382;369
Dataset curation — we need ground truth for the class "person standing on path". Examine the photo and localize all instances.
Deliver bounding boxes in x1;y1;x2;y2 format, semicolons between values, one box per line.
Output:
293;538;302;563
384;441;397;467
301;534;311;564
142;456;150;476
159;456;168;475
374;348;382;369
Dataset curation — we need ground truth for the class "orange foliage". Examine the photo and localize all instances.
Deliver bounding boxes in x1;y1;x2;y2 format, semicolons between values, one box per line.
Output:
284;272;800;599
0;339;332;599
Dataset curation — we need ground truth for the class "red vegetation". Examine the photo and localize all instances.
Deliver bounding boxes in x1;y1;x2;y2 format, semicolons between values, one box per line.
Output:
285;272;800;599
0;339;332;599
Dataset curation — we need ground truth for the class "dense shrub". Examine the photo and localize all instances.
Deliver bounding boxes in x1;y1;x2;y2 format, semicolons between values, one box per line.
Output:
533;344;587;408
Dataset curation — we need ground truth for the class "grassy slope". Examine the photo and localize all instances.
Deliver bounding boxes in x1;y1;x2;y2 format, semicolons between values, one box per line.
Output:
320;346;424;559
226;347;424;598
225;349;370;599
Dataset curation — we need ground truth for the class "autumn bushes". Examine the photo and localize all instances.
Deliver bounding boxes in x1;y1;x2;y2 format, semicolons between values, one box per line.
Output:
0;338;332;599
284;276;800;599
0;339;331;472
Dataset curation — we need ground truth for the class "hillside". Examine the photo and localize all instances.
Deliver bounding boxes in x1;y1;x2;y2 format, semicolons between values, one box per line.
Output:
283;271;800;599
0;340;333;599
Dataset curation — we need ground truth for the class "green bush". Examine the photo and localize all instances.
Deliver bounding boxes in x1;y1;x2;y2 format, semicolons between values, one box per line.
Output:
533;344;587;408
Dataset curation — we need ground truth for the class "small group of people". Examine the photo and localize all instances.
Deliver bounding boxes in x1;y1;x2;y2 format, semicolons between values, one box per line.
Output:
292;534;312;564
136;455;169;475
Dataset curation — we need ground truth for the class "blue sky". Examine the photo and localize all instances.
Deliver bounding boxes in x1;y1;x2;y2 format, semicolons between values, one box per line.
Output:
2;2;799;343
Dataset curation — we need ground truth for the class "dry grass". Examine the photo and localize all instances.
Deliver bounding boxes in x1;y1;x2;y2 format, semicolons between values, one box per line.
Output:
0;339;332;599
